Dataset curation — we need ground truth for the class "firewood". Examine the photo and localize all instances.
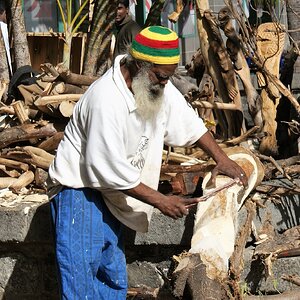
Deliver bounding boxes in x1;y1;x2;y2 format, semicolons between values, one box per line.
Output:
34;94;82;107
281;274;300;286
0;177;18;189
192;100;238;110
0;157;29;171
0;123;57;149
0;165;21;177
56;64;98;86
1;146;54;169
9;170;34;193
59;101;76;117
53;82;85;94
34;168;48;188
245;290;300;299
37;132;64;152
11;101;30;124
127;286;159;298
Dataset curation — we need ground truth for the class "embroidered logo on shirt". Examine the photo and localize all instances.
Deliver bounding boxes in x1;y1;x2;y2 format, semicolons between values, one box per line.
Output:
131;136;149;170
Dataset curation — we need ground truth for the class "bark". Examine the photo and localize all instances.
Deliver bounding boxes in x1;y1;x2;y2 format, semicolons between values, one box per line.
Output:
194;0;244;138
83;0;117;76
0;29;10;81
37;132;64;153
0;123;57;149
0;157;29;172
256;23;285;156
10;170;34;193
10;0;31;68
168;0;187;23
144;0;165;27
172;147;265;299
1;146;54;169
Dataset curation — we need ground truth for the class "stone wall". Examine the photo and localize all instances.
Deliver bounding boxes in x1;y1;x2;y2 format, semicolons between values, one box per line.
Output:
0;194;299;299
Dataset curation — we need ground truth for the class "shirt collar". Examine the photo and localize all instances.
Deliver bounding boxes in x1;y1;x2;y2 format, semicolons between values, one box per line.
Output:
112;54;136;113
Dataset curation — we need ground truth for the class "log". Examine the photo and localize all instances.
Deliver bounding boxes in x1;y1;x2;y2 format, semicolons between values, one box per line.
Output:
37;132;64;152
59;101;76;117
34;168;48;188
11;101;30;124
172;147;265;299
34;94;82;107
1;146;54;169
245;290;300;299
0;177;18;189
0;157;29;171
0;123;57;149
0;165;21;178
53;82;85;94
10;170;34;193
56;64;98;86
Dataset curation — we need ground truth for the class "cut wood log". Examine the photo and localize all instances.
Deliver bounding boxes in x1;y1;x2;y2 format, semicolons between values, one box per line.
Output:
245;290;300;299
12;101;30;124
0;165;21;178
255;23;285;155
53;82;85;94
0;157;29;171
9;170;35;193
37;132;64;152
34;168;48;188
0;123;57;149
1;146;54;169
56;64;98;86
0;177;18;189
172;147;265;299
59;101;76;117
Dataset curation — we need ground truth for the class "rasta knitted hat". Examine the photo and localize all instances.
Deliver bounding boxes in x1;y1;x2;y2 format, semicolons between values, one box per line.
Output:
130;26;180;65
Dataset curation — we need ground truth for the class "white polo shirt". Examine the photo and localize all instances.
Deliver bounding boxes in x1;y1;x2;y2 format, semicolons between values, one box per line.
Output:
48;55;207;232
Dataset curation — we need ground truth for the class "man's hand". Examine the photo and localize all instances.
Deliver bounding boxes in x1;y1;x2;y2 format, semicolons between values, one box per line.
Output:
210;158;248;188
123;183;199;219
154;195;199;219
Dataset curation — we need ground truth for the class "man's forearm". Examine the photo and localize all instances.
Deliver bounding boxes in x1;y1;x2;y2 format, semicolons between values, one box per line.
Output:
196;131;229;163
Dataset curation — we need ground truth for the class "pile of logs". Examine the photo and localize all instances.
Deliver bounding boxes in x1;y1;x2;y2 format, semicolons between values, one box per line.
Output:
0;63;98;195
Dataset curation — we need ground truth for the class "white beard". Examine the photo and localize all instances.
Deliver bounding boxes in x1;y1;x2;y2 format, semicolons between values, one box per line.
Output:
131;68;164;121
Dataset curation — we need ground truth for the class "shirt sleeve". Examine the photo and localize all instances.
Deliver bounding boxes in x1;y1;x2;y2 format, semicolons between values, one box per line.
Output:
163;82;208;147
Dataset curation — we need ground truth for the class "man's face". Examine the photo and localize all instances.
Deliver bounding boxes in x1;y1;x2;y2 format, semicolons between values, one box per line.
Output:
131;63;177;120
147;64;177;96
115;4;128;24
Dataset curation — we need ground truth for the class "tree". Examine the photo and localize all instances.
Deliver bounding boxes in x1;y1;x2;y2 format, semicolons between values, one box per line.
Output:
83;0;117;76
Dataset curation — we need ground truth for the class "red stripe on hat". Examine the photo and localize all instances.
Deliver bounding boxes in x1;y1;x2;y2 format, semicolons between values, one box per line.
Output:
135;33;178;49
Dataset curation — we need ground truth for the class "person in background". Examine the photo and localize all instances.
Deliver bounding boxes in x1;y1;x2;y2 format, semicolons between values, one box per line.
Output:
112;0;141;61
48;25;248;300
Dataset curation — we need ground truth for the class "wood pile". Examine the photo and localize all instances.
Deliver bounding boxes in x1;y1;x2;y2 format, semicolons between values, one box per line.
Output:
0;63;98;196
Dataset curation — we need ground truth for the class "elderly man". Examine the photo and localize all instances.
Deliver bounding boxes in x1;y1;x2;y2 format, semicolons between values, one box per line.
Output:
48;26;247;300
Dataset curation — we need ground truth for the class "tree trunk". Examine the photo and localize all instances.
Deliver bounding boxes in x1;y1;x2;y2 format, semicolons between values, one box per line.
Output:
194;0;244;138
83;0;117;76
144;0;165;27
10;0;31;69
0;26;10;81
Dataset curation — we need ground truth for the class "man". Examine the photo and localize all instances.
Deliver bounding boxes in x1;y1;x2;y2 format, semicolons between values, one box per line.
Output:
48;26;247;299
112;0;141;61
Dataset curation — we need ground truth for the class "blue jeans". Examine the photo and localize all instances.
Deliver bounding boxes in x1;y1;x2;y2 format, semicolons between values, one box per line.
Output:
50;187;127;300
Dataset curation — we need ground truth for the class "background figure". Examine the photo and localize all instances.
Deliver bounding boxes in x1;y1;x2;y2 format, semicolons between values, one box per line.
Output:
112;0;141;61
0;1;12;75
48;26;247;299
